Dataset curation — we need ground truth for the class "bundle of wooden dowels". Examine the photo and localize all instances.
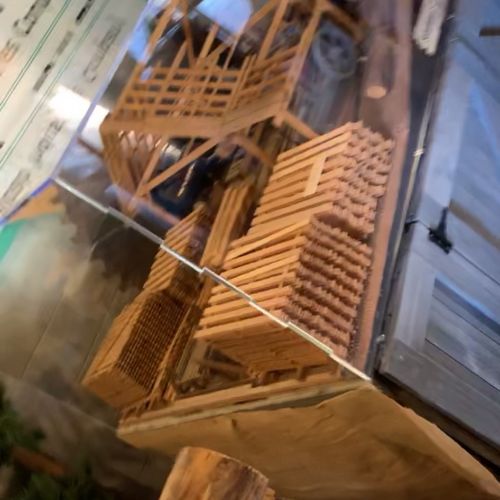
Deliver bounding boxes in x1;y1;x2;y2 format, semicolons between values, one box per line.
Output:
82;291;190;408
196;122;393;374
83;205;211;408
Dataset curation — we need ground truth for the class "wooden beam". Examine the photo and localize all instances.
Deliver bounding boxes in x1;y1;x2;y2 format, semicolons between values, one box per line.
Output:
257;0;290;61
144;0;181;62
230;133;274;167
137;136;169;189
180;0;196;66
120;373;362;427
201;0;280;67
317;0;364;42
139;137;221;194
245;0;280;32
280;110;319;140
199;23;219;59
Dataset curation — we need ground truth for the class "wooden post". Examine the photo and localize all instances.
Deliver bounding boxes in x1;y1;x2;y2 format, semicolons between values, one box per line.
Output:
364;31;394;99
361;0;394;100
160;447;270;500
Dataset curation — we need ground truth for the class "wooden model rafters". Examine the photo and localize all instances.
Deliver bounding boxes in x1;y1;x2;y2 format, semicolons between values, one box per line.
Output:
100;0;361;214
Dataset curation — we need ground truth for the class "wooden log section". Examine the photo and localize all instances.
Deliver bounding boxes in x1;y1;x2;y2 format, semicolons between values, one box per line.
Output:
160;447;271;500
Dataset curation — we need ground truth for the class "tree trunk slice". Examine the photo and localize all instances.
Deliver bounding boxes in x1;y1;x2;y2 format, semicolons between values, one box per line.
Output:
160;447;269;500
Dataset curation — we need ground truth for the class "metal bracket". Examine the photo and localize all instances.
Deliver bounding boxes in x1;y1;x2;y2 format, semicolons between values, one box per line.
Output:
428;207;453;253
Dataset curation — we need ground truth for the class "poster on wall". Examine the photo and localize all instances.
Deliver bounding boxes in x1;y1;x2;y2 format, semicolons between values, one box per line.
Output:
0;0;147;220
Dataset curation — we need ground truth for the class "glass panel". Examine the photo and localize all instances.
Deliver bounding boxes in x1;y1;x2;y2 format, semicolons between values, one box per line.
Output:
1;186;366;437
34;0;387;423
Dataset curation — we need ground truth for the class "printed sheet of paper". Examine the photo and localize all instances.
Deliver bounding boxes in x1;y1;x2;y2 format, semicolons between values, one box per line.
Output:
0;0;146;219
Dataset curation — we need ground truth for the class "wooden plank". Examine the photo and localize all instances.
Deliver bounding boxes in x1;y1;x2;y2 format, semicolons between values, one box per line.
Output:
427;300;500;391
222;248;301;280
281;110;319;140
199;297;289;328
222;254;301;286
226;221;308;260
257;0;290;61
303;154;326;196
381;340;500;448
119;371;351;424
204;288;293;317
225;237;306;269
209;273;296;305
277;122;358;161
125;90;235;104
196;315;278;340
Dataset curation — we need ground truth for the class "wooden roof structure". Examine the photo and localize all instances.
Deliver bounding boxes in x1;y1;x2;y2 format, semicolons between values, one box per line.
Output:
100;0;361;214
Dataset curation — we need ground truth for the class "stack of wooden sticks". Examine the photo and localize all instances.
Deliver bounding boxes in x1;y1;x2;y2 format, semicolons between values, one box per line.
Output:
249;122;393;238
83;205;211;408
196;122;393;374
200;180;255;271
82;291;190;408
144;205;211;298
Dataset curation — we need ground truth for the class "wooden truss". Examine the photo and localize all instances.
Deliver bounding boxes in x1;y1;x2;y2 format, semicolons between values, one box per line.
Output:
100;0;361;213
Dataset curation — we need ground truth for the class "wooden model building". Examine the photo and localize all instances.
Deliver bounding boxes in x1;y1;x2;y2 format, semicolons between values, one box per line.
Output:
100;0;361;214
83;0;405;414
196;122;393;374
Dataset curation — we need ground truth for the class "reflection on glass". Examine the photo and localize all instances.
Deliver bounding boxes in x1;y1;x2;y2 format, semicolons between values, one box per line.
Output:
53;0;390;423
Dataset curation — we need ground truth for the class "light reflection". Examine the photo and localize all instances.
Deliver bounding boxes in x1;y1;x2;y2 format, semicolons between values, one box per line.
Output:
197;0;252;33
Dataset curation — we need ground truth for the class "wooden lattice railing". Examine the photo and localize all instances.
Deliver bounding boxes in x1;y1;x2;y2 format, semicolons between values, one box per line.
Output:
116;66;244;121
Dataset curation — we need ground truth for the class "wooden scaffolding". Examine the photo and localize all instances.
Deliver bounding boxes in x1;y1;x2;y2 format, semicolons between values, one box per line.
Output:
100;0;361;214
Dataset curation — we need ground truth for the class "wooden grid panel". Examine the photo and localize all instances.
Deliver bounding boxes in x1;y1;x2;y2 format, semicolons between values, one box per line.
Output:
83;207;212;409
83;291;191;408
98;1;327;208
249;122;393;238
196;216;372;374
221;32;319;136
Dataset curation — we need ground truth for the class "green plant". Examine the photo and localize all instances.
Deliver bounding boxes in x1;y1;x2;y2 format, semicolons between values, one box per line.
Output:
14;464;113;500
0;385;44;463
0;384;113;499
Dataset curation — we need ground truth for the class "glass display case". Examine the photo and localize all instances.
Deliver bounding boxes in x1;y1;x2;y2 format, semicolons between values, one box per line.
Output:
1;0;410;432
